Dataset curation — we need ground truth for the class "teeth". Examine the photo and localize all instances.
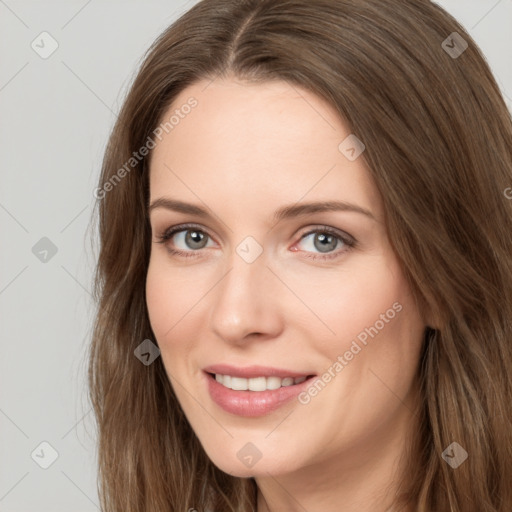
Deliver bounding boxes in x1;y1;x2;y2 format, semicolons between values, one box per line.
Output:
231;377;248;390
266;376;282;390
213;374;309;391
248;376;266;391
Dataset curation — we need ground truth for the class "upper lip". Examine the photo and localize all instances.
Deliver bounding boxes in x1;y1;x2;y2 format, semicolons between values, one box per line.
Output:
203;364;314;379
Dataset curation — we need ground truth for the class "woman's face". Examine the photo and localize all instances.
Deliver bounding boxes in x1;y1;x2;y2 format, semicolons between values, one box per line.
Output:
146;77;427;477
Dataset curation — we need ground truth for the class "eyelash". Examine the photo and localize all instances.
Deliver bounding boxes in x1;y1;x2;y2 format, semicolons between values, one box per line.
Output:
154;223;357;261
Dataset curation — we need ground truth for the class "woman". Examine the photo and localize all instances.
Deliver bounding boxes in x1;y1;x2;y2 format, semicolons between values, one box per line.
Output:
88;1;512;511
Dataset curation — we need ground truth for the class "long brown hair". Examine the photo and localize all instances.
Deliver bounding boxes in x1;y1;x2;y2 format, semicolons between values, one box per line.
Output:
87;1;512;510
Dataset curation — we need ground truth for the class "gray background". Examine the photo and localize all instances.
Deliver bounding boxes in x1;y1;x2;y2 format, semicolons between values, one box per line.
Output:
1;1;511;510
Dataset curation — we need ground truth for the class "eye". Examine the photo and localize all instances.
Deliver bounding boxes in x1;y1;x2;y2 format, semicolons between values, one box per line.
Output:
293;226;356;260
155;223;215;257
154;223;356;261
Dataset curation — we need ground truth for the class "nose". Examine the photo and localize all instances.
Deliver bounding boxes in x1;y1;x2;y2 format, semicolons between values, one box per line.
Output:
209;249;284;345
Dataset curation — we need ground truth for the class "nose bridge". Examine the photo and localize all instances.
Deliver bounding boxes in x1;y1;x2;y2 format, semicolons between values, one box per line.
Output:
209;244;282;343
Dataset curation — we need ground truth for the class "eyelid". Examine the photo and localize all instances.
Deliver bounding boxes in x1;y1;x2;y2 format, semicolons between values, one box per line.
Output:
296;224;355;244
158;222;214;241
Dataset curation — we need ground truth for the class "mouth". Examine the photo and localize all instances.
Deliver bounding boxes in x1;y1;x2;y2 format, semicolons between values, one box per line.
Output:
206;372;315;391
202;365;317;417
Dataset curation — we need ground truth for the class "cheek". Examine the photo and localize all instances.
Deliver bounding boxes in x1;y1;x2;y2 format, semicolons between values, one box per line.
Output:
145;255;218;384
296;268;423;450
145;260;193;373
145;260;195;388
145;256;205;341
285;254;407;355
145;261;173;340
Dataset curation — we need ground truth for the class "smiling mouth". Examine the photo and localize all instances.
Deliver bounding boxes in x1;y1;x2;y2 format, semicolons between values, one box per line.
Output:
206;372;316;392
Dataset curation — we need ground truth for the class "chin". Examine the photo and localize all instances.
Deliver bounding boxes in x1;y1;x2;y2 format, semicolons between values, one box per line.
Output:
203;443;301;478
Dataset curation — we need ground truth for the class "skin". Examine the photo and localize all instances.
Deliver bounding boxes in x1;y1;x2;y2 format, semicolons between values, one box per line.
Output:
146;76;429;512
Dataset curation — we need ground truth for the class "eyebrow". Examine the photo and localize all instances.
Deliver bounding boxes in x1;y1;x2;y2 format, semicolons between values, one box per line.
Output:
149;197;376;222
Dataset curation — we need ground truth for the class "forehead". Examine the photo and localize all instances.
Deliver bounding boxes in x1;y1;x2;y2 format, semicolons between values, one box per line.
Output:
149;77;382;220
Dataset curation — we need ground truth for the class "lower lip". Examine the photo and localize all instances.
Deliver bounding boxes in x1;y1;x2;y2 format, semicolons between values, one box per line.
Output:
204;372;315;417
